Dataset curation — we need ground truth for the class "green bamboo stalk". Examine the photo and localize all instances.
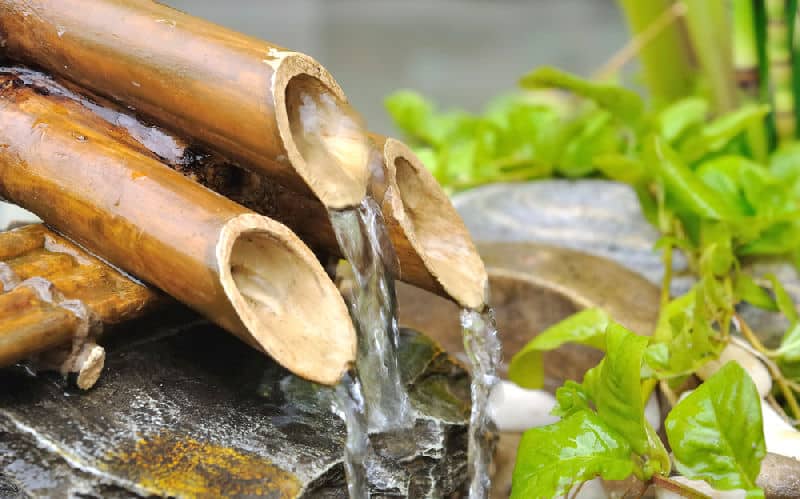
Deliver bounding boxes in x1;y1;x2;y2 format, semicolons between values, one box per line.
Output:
733;0;769;160
790;0;800;137
733;0;762;96
766;0;796;144
617;0;696;106
754;0;778;149
684;0;738;113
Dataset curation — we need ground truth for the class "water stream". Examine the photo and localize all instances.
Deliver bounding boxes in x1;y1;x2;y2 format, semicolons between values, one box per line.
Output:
329;199;412;433
461;306;502;499
330;370;370;499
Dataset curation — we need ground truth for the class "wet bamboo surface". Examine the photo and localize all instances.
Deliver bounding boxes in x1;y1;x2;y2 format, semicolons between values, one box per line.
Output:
1;65;488;309
0;0;368;209
0;75;356;385
0;224;158;367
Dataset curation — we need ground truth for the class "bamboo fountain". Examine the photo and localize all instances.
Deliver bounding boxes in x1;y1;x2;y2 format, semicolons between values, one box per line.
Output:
0;0;495;497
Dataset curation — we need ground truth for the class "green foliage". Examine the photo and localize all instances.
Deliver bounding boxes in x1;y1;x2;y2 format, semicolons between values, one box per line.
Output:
511;411;635;498
508;308;609;389
387;66;791;497
666;362;766;497
512;325;669;497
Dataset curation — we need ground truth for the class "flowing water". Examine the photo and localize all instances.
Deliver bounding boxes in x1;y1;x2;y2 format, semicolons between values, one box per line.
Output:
293;84;413;496
330;370;370;498
461;307;502;499
329;199;412;432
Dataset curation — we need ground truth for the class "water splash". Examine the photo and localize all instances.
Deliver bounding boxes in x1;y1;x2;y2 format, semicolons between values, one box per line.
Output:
461;307;502;499
330;371;370;499
329;198;412;432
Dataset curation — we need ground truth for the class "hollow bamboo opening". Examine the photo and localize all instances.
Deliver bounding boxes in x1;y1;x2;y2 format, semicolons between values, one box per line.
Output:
217;214;355;385
380;138;488;309
280;70;370;209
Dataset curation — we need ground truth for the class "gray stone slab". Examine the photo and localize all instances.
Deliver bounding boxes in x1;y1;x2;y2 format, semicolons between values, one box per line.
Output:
0;308;469;498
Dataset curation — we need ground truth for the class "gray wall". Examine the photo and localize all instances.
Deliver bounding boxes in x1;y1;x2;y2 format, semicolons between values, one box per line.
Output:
164;1;628;136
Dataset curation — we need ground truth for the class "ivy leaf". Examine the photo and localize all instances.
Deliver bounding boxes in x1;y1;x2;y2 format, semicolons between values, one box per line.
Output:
665;362;766;497
511;411;636;499
657;97;709;143
734;274;778;311
551;380;592;418
508;308;610;389
775;323;800;361
680;105;770;163
765;274;799;323
519;66;644;126
585;324;670;477
646;136;736;221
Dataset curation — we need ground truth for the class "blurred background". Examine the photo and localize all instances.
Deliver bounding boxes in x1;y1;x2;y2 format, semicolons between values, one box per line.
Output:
163;0;627;135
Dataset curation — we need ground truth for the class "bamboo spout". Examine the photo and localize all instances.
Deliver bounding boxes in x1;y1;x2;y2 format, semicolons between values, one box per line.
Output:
0;224;157;369
371;136;488;310
0;0;369;209
0;80;356;385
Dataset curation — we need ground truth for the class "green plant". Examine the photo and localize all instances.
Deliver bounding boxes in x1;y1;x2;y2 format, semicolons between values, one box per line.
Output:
387;65;800;496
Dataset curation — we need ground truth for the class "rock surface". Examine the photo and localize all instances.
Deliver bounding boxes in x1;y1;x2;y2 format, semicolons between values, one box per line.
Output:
453;180;800;344
0;308;469;498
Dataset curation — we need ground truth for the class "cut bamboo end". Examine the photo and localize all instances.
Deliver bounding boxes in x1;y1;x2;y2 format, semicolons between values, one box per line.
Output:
217;214;356;386
276;56;370;209
375;136;488;309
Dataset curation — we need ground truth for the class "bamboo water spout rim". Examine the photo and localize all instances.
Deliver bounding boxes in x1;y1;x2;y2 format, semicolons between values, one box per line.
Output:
0;0;369;209
376;136;488;309
217;214;356;385
0;80;357;385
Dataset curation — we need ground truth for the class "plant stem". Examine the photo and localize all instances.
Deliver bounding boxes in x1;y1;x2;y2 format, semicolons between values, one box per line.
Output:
652;475;712;499
595;2;687;80
616;0;695;106
683;0;738;113
662;243;674;307
736;314;800;420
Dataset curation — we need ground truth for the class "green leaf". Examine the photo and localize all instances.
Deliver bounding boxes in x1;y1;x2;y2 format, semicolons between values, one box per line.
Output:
508;308;610;389
385;90;433;140
665;362;766;496
551;380;592;418
680;105;770;163
519;66;644;125
775;322;800;361
645;136;736;221
586;324;670;476
657;97;709;143
765;274;799;323
734;274;778;311
511;411;636;499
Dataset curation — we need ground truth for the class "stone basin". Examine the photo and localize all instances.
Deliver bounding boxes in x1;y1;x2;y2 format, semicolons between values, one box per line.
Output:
0;307;470;498
398;242;661;498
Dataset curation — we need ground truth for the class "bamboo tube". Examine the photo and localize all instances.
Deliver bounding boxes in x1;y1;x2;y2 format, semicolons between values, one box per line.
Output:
734;0;762;97
0;0;369;209
0;65;488;309
369;135;488;310
0;224;156;367
682;0;737;113
616;0;695;105
0;80;356;385
766;0;796;143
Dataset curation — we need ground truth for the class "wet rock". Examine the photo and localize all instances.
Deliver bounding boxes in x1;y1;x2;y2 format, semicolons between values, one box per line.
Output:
452;180;694;297
0;308;469;497
453;180;800;343
757;453;800;499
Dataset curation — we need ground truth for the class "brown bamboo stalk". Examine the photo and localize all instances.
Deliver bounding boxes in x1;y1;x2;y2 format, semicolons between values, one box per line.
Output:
1;65;489;309
0;0;369;209
369;135;488;310
0;80;356;385
0;224;153;366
